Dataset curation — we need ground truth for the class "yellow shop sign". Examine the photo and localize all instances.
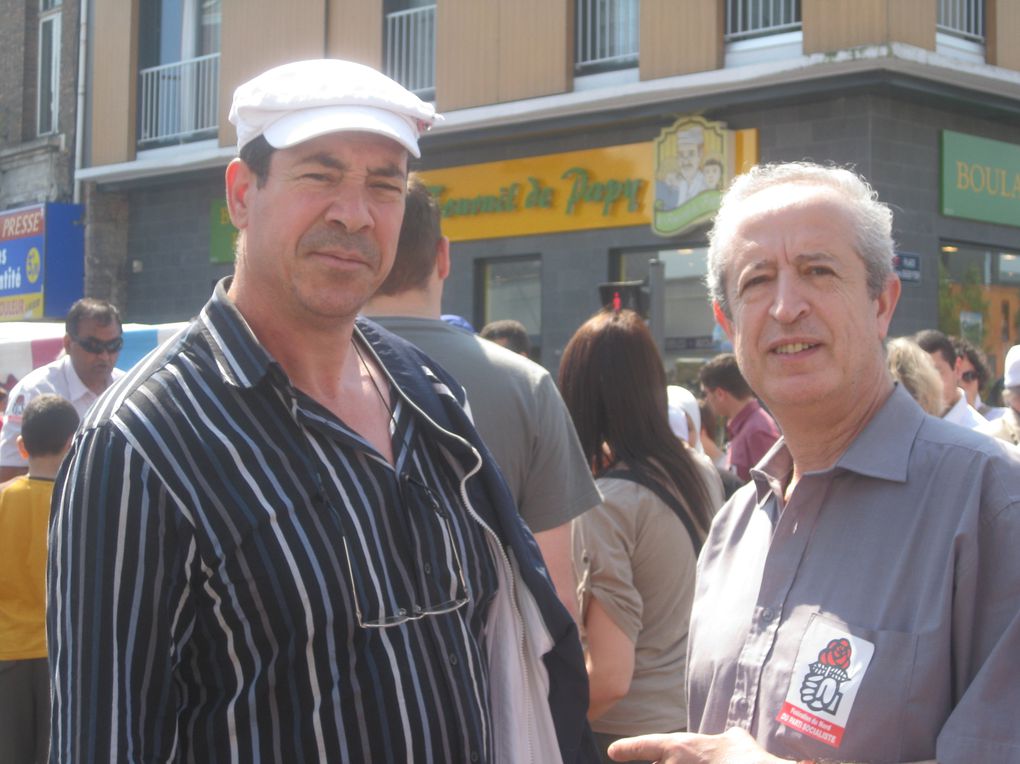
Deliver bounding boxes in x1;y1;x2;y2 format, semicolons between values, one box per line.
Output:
418;122;757;242
418;143;653;241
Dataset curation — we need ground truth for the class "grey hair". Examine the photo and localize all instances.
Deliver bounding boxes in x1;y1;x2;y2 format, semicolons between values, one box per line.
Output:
706;162;895;318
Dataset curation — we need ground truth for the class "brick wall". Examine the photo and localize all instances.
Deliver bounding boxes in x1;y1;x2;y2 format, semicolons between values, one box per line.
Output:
83;180;130;308
0;0;27;146
0;0;80;206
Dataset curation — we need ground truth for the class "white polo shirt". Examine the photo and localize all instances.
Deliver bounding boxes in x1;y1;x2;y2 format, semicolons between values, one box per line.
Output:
0;355;123;467
943;387;988;430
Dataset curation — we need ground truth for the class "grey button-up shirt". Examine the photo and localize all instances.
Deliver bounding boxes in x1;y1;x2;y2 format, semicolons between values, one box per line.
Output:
688;384;1020;763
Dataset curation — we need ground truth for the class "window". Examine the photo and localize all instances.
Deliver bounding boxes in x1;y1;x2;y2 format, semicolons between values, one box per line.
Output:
137;0;221;147
384;0;436;99
937;0;984;42
724;0;801;42
939;242;1020;373
37;0;62;135
575;0;639;74
476;256;542;357
617;246;729;371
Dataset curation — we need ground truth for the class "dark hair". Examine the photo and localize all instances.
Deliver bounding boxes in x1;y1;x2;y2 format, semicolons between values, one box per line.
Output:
699;398;718;442
65;298;121;337
376;175;441;296
914;329;956;367
951;336;991;389
481;319;532;356
21;394;79;457
698;352;753;399
239;134;276;188
558;309;711;533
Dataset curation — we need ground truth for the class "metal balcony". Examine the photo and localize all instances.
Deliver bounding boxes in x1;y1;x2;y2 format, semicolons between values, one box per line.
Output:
725;0;801;42
385;5;436;99
937;0;984;41
138;53;220;147
575;0;639;73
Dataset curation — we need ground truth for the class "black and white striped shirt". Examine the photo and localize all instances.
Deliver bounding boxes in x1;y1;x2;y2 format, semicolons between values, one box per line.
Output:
48;281;503;763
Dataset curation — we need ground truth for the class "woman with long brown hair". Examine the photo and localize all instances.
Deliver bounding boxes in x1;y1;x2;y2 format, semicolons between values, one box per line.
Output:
558;308;715;762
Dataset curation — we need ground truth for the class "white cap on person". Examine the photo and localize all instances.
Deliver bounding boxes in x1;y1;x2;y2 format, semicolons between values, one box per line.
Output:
229;59;441;158
1004;345;1020;389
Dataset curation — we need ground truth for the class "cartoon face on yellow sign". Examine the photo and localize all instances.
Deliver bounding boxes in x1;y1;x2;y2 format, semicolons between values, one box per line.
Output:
415;123;757;242
653;117;758;238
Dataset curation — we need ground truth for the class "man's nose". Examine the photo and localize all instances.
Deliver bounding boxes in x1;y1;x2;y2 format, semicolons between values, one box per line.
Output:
325;184;373;232
768;272;809;323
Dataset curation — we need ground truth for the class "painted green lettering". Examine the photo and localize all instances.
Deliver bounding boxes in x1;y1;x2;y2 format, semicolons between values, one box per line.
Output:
623;179;643;211
501;182;521;211
563;167;589;214
524;177;552;208
601;180;623;215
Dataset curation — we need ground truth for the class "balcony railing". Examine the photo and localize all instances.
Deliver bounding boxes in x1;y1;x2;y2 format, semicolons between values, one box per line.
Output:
138;53;219;147
385;5;436;99
725;0;801;42
575;0;639;73
937;0;984;41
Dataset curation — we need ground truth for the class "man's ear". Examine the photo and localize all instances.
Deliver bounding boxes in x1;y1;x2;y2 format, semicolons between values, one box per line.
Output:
63;333;72;355
16;435;28;461
435;236;451;281
713;301;735;341
875;275;901;340
225;158;254;230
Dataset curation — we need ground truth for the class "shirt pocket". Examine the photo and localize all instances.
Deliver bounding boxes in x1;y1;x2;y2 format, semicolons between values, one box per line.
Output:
771;610;918;763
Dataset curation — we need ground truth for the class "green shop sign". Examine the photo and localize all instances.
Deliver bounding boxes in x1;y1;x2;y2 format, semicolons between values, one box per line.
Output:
209;199;238;264
941;130;1020;228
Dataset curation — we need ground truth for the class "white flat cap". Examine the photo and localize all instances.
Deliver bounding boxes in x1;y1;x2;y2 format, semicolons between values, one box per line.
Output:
229;59;441;158
1005;344;1020;388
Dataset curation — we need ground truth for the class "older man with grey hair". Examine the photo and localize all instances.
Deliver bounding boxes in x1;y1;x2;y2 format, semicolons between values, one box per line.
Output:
609;162;1020;764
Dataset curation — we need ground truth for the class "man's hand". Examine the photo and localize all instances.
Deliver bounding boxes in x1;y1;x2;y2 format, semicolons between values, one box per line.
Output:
607;727;789;764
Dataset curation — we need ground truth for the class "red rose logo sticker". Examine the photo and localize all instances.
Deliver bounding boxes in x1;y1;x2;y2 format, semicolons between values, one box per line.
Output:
818;638;852;670
800;638;853;714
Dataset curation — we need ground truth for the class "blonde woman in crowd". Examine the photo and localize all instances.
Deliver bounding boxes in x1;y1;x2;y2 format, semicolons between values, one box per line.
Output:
887;337;944;416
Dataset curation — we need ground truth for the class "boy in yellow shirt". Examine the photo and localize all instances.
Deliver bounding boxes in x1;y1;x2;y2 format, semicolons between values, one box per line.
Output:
0;394;78;764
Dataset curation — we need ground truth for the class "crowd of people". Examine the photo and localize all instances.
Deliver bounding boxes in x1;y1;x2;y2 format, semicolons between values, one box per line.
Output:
1;58;1018;764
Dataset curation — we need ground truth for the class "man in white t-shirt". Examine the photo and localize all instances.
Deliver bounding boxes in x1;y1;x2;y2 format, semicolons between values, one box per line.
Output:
0;298;123;480
915;329;987;429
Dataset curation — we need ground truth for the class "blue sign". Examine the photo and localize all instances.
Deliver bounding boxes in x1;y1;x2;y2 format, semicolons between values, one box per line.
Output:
893;252;921;283
0;202;83;320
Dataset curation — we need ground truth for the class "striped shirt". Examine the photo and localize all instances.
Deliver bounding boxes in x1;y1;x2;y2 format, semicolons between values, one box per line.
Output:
48;281;504;763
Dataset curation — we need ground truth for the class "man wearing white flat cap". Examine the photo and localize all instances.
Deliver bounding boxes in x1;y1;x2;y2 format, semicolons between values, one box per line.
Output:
48;59;596;763
979;344;1020;446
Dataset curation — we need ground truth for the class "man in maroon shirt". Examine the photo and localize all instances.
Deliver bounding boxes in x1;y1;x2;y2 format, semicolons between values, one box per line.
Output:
699;353;780;482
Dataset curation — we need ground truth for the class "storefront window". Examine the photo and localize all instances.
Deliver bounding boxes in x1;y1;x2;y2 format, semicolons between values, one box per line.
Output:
477;256;542;353
617;247;729;377
939;242;1020;375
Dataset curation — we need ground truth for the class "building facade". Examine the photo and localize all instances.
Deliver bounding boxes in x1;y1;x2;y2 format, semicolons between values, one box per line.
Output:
0;0;90;320
73;0;1020;379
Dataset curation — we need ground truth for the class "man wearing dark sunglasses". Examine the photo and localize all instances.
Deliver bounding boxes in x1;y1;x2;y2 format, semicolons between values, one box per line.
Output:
0;298;122;481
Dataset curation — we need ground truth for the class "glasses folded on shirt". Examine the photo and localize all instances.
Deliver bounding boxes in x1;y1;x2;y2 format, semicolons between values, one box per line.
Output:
342;471;470;629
